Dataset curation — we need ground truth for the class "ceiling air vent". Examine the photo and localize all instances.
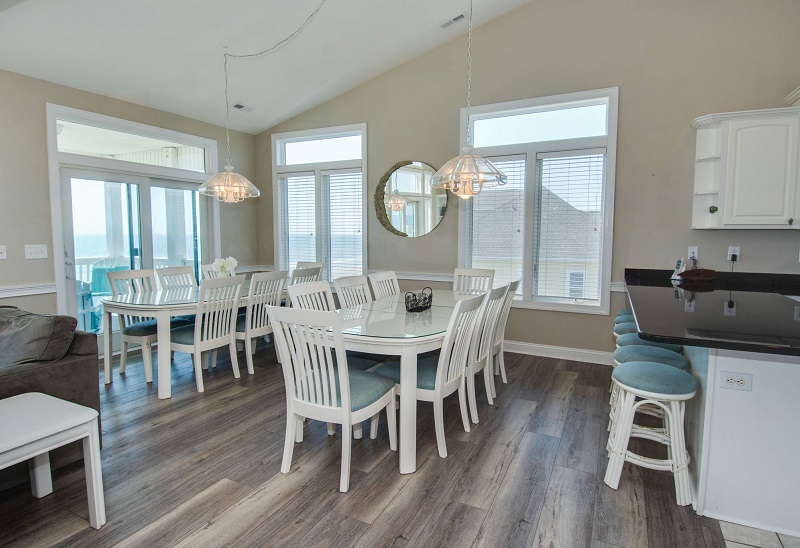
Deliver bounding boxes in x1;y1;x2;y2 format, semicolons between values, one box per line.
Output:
440;13;465;30
231;102;253;113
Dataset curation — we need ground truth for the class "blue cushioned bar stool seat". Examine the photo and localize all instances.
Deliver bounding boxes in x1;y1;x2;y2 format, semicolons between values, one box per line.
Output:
613;346;687;370
617;308;632;317
613;322;638;338
614;314;635;325
615;332;682;353
605;361;696;506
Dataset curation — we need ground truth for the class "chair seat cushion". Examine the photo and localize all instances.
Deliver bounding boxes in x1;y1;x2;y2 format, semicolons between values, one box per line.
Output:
613;322;638;336
235;312;246;333
614;314;635;325
123;317;190;337
373;353;440;390
612;361;696;395
341;370;396;412
170;324;198;345
617;308;632;317
346;350;392;364
345;353;383;372
616;332;682;353
613;345;687;370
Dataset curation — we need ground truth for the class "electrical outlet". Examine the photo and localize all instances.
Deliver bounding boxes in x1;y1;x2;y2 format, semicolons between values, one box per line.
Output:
0;245;5;260
724;300;736;316
688;246;699;261
720;371;752;391
684;300;695;313
727;246;740;261
24;244;48;260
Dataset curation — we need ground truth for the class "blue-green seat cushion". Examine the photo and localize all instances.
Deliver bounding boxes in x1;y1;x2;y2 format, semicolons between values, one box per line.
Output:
616;332;682;353
373;353;440;390
612;361;696;396
123;317;191;337
617;308;632;317
177;314;196;323
345;353;382;372
235;312;247;333
615;315;635;325
613;322;638;336
336;370;396;411
613;345;687;370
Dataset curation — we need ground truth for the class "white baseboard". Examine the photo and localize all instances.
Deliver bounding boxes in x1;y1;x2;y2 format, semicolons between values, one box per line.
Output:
503;340;613;365
0;283;57;299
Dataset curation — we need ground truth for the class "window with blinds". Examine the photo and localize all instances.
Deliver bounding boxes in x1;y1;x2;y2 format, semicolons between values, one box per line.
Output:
326;171;363;279
282;174;317;270
462;88;617;313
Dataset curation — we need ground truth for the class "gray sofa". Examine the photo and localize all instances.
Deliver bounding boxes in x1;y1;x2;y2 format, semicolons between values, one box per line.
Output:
0;306;101;491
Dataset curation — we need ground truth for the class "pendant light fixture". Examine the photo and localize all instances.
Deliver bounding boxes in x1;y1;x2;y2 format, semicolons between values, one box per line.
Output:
198;50;261;203
385;188;409;211
430;0;507;199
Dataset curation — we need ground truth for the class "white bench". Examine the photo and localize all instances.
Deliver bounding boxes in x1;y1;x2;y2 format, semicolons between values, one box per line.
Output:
0;392;105;529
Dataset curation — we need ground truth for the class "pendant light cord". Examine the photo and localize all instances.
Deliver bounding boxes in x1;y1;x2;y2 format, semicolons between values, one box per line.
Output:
465;0;473;149
223;50;232;167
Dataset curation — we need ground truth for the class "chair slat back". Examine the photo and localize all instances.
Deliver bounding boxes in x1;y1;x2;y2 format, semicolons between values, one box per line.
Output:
157;266;198;290
368;271;400;299
245;270;287;333
296;261;324;272
107;269;157;327
333;275;372;308
471;285;509;366
194;276;244;346
291;266;322;284
436;295;483;387
453;268;494;293
268;306;350;411
201;264;235;280
493;279;520;347
288;280;336;311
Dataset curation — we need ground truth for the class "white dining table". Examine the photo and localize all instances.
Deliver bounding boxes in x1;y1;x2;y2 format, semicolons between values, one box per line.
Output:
102;287;482;474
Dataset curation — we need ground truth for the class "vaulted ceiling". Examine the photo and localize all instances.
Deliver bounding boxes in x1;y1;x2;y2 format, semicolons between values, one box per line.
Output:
0;0;529;134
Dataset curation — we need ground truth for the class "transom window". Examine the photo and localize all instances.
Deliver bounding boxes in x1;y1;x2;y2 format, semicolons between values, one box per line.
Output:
460;88;618;314
272;125;367;280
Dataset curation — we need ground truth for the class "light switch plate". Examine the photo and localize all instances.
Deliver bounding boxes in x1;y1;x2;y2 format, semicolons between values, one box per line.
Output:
24;244;48;260
0;245;6;260
688;246;698;261
724;301;736;316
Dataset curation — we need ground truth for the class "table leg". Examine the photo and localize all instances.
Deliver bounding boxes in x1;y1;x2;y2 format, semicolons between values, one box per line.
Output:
156;309;172;399
82;419;106;529
103;308;113;384
28;453;52;498
399;345;418;474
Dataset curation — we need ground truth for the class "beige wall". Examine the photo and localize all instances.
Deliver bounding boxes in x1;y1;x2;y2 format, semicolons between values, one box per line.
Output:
0;69;262;313
256;0;800;352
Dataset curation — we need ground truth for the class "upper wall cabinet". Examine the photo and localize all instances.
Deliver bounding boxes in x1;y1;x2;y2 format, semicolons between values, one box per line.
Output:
692;108;800;229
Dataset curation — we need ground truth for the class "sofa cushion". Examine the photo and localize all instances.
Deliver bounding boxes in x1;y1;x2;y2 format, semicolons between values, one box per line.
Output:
0;306;77;366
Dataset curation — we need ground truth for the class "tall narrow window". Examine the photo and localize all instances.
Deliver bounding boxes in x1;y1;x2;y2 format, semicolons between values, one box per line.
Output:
273;125;367;279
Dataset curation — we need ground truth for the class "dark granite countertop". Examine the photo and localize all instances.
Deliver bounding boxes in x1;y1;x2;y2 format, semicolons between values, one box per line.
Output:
624;268;800;356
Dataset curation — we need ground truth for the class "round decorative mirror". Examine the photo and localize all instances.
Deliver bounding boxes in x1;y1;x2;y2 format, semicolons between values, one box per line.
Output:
374;161;447;237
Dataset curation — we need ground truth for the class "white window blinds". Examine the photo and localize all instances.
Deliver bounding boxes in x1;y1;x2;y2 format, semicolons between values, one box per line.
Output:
534;151;605;301
279;174;317;270
466;157;526;292
325;171;363;280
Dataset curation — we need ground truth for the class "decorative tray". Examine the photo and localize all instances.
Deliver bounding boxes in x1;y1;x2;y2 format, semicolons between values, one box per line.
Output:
405;287;433;312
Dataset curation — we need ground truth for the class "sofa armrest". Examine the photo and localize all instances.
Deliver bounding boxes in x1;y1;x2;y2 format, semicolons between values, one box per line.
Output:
68;331;98;356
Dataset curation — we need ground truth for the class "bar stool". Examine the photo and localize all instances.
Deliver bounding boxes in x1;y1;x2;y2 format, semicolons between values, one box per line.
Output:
617;308;632;317
613;322;638;338
604;361;696;506
615;332;682;353
615;314;634;324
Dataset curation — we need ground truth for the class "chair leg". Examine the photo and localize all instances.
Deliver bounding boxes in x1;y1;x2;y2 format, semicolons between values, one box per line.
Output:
119;342;128;374
669;400;692;506
340;422;352;493
192;352;205;393
604;390;634;489
244;340;255;375
499;350;508;384
386;394;397;451
458;382;471;433
433;399;448;458
295;416;304;443
281;412;296;474
202;352;209;370
211;350;218;368
327;423;336;436
467;369;479;424
489;358;498;399
483;362;494;406
353;423;363;439
142;341;153;383
229;343;241;379
370;414;379;440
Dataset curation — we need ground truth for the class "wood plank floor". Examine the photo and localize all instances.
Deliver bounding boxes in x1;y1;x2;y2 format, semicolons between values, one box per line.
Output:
0;343;726;547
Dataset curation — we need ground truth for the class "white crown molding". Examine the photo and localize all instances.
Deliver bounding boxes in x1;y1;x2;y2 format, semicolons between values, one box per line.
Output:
785;85;800;106
0;283;57;299
692;106;800;129
504;340;613;365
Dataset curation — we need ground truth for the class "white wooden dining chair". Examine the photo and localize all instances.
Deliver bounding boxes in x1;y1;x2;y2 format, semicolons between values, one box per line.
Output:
453;268;494;293
491;279;520;390
368;271;400;299
169;275;244;392
201;263;235;280
268;306;397;492
157;265;198;289
295;261;324;274
465;284;509;423
374;294;483;458
333;275;372;308
286;267;324;307
235;270;287;374
107;269;160;381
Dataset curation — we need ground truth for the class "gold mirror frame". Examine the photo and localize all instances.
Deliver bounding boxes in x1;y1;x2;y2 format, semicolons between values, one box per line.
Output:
374;161;446;237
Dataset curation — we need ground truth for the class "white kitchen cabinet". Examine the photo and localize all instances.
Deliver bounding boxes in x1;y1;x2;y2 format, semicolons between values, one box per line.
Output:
691;107;800;229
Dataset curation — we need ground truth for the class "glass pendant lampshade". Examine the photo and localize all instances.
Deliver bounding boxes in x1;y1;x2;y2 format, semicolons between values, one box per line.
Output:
386;188;409;211
429;0;506;199
199;162;260;203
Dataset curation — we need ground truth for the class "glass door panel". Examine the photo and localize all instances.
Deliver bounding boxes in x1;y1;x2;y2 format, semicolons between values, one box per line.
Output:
150;186;202;280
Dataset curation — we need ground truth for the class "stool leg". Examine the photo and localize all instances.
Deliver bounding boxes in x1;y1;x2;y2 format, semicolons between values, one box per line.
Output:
605;390;635;489
29;452;53;498
669;400;692;506
82;418;106;529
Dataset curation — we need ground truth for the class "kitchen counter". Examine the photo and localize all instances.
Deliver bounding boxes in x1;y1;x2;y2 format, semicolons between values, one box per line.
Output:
623;268;800;536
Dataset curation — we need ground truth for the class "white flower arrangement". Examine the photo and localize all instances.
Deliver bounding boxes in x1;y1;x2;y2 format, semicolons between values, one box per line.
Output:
211;256;238;277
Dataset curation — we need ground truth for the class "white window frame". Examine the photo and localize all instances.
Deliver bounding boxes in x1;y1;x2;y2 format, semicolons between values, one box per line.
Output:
46;103;220;314
458;87;618;315
271;124;368;278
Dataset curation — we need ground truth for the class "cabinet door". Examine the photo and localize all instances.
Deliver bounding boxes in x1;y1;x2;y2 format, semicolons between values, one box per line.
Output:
723;116;799;226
